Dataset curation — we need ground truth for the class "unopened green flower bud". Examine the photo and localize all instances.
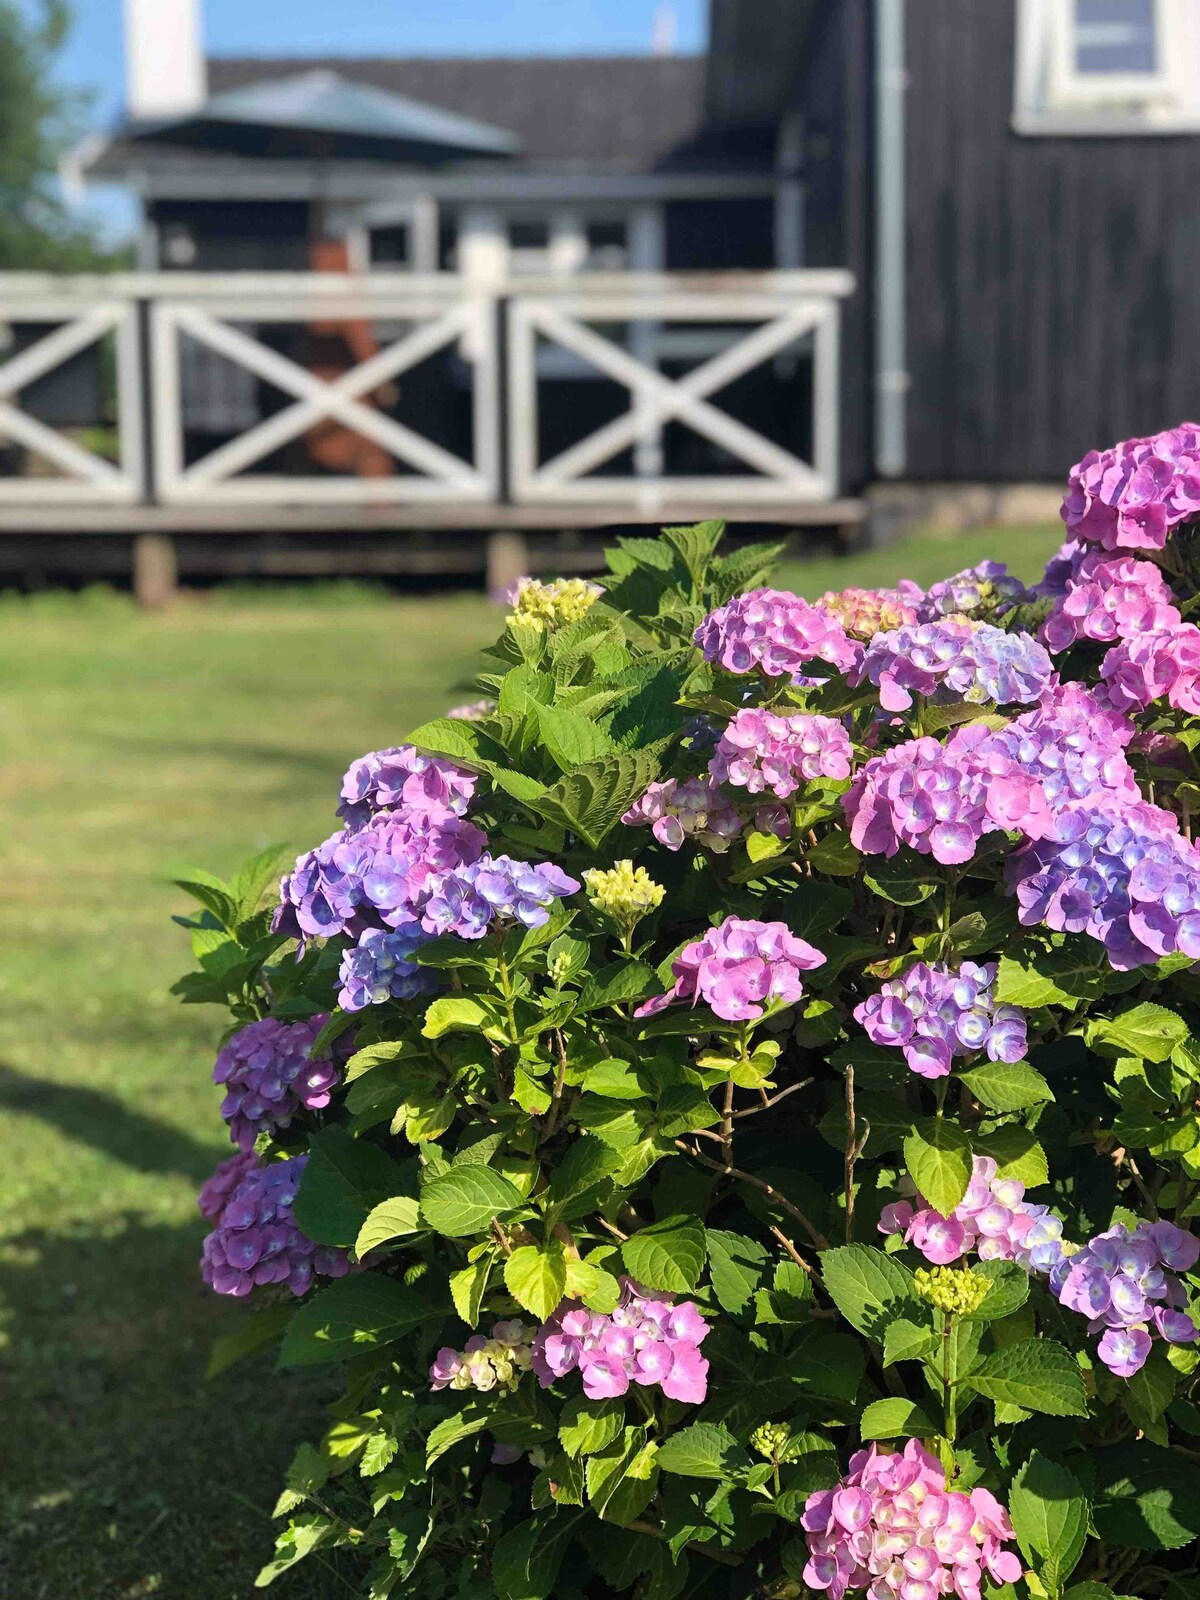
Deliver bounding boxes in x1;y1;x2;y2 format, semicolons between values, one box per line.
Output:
507;576;603;633
913;1264;990;1316
583;860;665;930
751;1422;791;1459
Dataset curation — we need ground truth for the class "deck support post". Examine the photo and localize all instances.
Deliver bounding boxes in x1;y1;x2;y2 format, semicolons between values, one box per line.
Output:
486;529;529;600
133;532;177;608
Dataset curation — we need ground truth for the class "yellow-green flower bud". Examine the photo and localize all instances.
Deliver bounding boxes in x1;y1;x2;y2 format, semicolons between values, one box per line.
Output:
913;1264;990;1317
583;860;665;930
507;576;603;633
750;1422;791;1459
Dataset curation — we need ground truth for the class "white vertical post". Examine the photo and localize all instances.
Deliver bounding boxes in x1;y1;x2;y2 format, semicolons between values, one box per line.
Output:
628;204;665;481
411;196;440;274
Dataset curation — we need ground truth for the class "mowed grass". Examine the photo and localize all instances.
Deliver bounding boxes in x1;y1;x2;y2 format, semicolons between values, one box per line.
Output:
0;524;1062;1600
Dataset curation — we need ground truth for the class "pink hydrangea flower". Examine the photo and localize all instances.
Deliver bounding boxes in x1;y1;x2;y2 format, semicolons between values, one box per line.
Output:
1100;621;1200;716
1041;551;1181;653
709;709;853;799
694;588;863;679
530;1279;710;1405
635;915;825;1023
879;1155;1065;1270
621;775;744;853
801;1439;1022;1600
1062;422;1200;551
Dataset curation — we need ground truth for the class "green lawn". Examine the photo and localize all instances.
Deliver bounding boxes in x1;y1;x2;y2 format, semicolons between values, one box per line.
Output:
0;524;1062;1599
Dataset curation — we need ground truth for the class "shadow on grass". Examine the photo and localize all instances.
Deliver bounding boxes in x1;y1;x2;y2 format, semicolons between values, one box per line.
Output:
0;1211;356;1600
0;1062;218;1186
100;732;348;779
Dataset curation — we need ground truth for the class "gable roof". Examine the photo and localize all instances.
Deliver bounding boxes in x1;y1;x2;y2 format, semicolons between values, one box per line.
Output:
205;55;712;173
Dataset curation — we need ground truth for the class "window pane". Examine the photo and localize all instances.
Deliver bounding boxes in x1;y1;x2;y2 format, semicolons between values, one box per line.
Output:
1074;0;1158;74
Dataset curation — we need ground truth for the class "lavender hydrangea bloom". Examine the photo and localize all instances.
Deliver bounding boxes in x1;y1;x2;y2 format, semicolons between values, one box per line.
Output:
1100;621;1200;716
694;587;862;679
844;735;1053;867
337;744;477;829
531;1278;711;1404
636;915;825;1023
197;1149;259;1221
855;961;1027;1079
214;1015;343;1151
1051;1220;1200;1377
1006;790;1200;969
917;561;1032;622
338;923;437;1012
200;1154;353;1298
1062;422;1200;551
1042;552;1181;653
1035;537;1090;599
880;1155;1064;1269
421;854;579;940
853;620;1053;713
621;776;744;853
708;709;853;799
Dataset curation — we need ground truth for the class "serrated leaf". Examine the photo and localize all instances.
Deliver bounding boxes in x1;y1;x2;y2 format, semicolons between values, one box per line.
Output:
959;1060;1053;1112
1009;1451;1089;1591
279;1276;433;1368
425;1404;491;1467
1093;1442;1200;1550
978;1125;1049;1188
576;960;657;1011
621;1215;706;1294
705;1229;769;1314
1098;1002;1189;1063
505;1243;568;1320
292;1130;413;1248
419;1166;525;1236
355;1196;423;1258
422;995;493;1039
966;1339;1087;1417
655;1421;749;1480
904;1120;973;1215
882;1317;938;1365
207;1304;295;1378
819;1245;916;1338
449;1254;495;1327
559;1395;625;1459
860;1397;936;1441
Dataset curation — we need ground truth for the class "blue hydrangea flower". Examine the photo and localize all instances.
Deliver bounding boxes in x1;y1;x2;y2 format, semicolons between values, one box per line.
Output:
339;924;438;1012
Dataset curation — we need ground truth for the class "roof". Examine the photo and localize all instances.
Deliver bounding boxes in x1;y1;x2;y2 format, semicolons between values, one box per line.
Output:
203;55;712;173
125;69;521;162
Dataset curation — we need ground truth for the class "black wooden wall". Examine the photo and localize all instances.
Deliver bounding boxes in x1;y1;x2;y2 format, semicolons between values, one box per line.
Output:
904;0;1200;481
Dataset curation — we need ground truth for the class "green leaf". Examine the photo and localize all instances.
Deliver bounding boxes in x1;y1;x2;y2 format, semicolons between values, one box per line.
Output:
292;1130;412;1248
662;519;725;588
1009;1452;1089;1592
505;1243;568;1320
254;1513;333;1587
449;1254;495;1327
492;1513;584;1600
419;1167;525;1236
279;1276;433;1368
860;1398;936;1441
360;1431;398;1477
966;1339;1087;1417
559;1395;625;1459
819;1245;916;1338
355;1196;423;1258
534;703;616;772
1093;1442;1200;1551
977;1125;1049;1188
621;1216;707;1294
966;1258;1030;1321
585;1429;659;1523
655;1421;749;1480
862;856;939;906
705;1229;769;1314
995;951;1083;1009
563;1259;621;1312
170;865;238;930
804;831;862;876
1097;1002;1190;1063
745;829;788;865
576;961;657;1012
425;1403;492;1466
883;1317;938;1366
903;1120;973;1215
422;995;492;1039
525;751;663;849
405;715;505;769
959;1060;1053;1112
546;1137;622;1206
206;1304;295;1378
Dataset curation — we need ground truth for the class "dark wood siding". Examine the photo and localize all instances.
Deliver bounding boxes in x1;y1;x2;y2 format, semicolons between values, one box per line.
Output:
904;0;1200;481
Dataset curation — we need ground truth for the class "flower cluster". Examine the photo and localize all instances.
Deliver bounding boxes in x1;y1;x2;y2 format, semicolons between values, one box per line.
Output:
214;1015;342;1150
801;1439;1022;1600
621;775;744;853
694;587;862;679
1006;790;1200;969
817;582;922;640
1041;552;1181;653
429;1320;535;1393
1062;422;1200;551
853;620;1054;712
636;915;824;1023
199;1154;352;1298
446;698;495;721
844;735;1052;866
506;575;603;631
916;560;1031;622
582;859;664;929
880;1155;1065;1269
421;853;579;939
338;923;437;1012
1050;1220;1200;1377
337;744;477;829
708;708;853;798
197;1149;259;1221
531;1280;711;1404
1100;621;1200;716
855;961;1026;1080
913;1264;991;1316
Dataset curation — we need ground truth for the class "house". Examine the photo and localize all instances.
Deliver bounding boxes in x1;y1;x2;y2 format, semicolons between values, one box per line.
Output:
2;0;1199;595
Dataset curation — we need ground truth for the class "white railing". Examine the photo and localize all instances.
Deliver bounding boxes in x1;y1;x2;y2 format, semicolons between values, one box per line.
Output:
0;270;854;510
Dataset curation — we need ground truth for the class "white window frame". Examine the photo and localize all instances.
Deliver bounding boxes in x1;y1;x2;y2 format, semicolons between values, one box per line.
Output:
1014;0;1200;134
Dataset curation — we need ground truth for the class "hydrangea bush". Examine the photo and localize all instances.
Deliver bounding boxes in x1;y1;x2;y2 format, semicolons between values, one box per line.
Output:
174;439;1200;1599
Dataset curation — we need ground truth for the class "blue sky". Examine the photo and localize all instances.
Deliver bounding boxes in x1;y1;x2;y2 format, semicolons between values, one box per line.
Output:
35;0;707;241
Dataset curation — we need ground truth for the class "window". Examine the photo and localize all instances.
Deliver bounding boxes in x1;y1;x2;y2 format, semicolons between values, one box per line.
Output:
1014;0;1200;133
584;220;629;271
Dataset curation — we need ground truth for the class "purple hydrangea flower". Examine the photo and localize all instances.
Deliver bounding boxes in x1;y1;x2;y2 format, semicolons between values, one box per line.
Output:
621;775;744;853
1062;422;1200;552
853;620;1054;713
1006;790;1200;969
1042;551;1181;653
337;744;477;829
1035;537;1090;599
879;1155;1064;1270
338;923;438;1012
197;1150;259;1221
916;561;1032;622
214;1015;343;1151
708;709;853;799
200;1154;353;1298
1100;621;1200;716
421;853;579;940
855;961;1027;1080
531;1278;711;1405
844;735;1053;867
636;915;825;1023
694;588;863;679
1051;1220;1200;1377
